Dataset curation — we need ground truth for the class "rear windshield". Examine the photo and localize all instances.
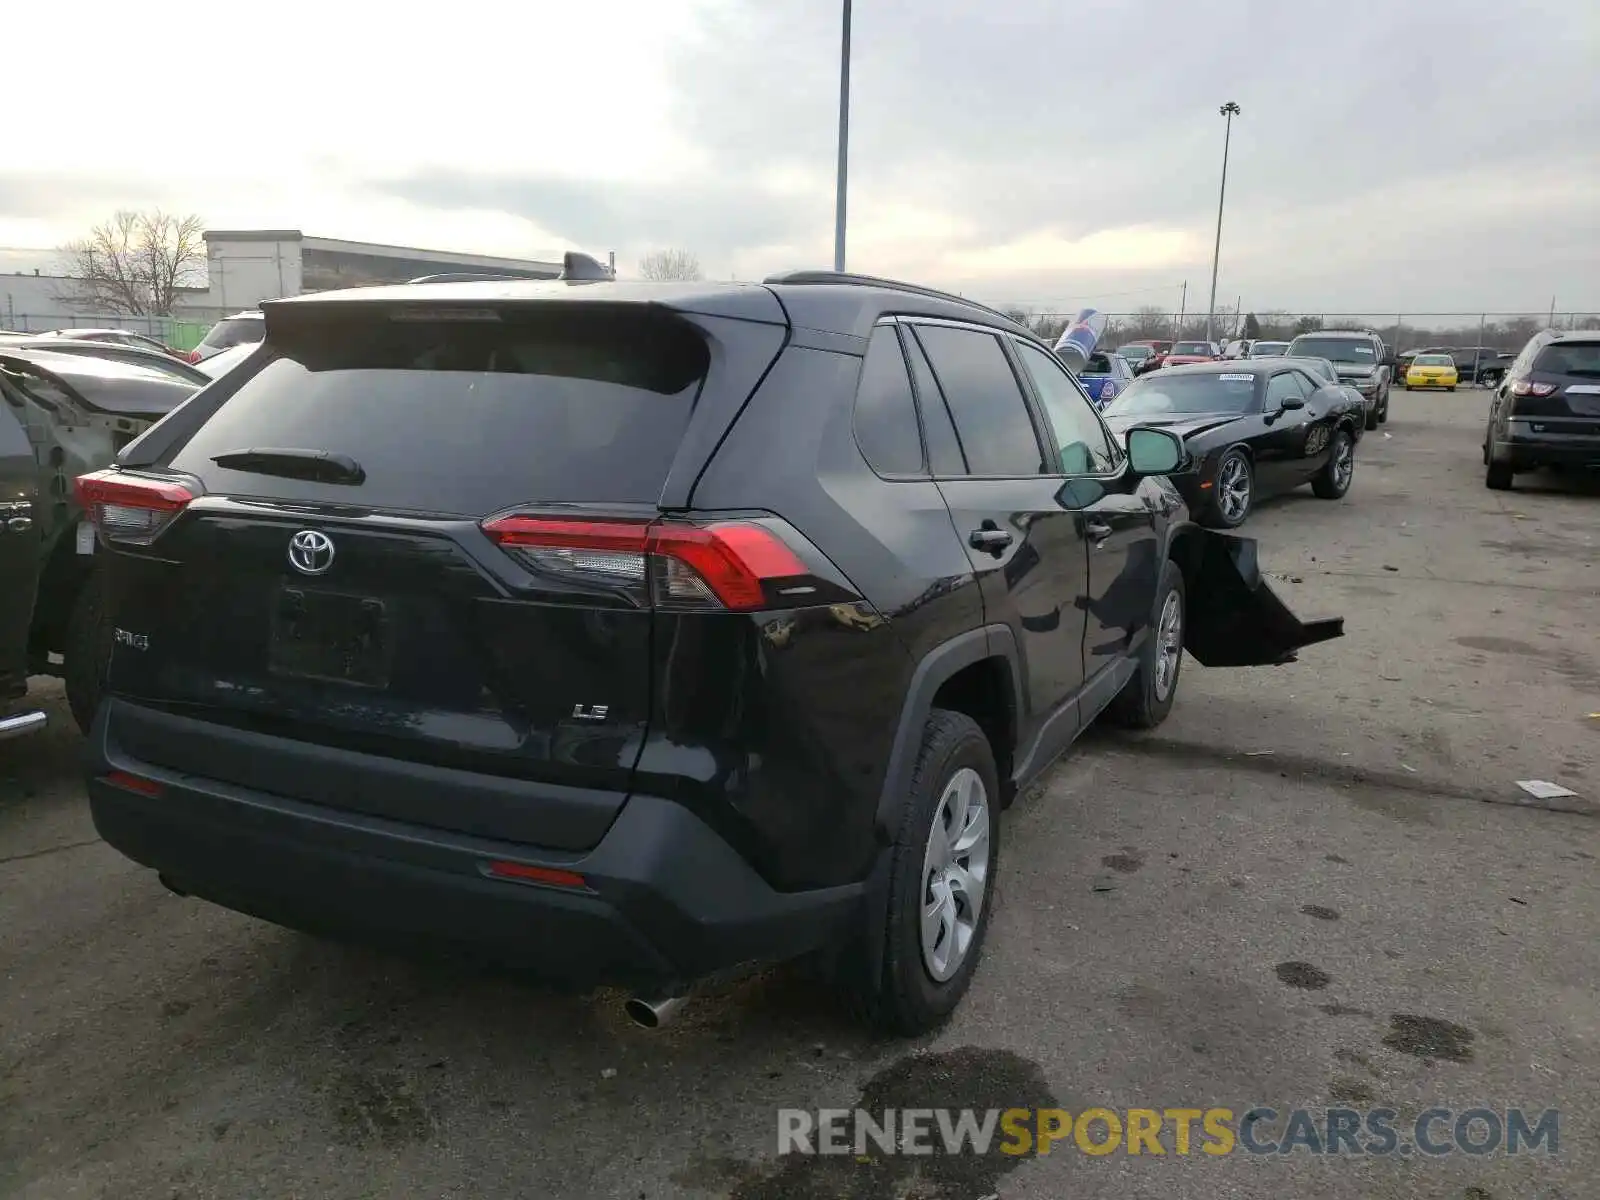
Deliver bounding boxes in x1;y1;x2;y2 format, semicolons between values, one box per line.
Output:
1172;342;1212;355
199;318;265;350
1083;353;1113;373
169;307;710;515
1533;341;1600;377
1413;354;1454;366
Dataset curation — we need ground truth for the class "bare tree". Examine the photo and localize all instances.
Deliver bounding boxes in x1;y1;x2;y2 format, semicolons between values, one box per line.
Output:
638;249;704;282
1128;305;1171;339
55;210;207;316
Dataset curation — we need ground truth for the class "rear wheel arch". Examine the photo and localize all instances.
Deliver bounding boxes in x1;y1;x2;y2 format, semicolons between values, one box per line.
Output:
874;627;1021;841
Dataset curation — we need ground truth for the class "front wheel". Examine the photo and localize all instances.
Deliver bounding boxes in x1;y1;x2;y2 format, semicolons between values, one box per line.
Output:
1312;429;1355;499
1447;385;1457;392
1103;560;1185;730
1378;389;1390;422
1364;402;1379;431
845;708;1000;1036
1486;461;1514;490
1203;449;1254;528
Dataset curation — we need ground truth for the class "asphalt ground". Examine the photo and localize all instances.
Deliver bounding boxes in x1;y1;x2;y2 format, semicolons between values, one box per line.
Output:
2;385;1596;1200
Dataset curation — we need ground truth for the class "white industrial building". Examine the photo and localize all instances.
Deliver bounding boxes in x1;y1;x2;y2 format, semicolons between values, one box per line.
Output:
198;230;568;311
3;230;573;334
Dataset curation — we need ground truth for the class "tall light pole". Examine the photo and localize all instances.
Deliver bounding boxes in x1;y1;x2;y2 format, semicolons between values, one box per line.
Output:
833;0;853;272
1205;101;1240;344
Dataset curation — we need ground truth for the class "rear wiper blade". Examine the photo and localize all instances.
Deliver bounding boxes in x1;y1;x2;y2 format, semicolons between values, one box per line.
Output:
210;447;366;484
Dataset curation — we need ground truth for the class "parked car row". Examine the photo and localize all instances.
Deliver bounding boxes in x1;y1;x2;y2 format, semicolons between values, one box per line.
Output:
2;261;1344;1037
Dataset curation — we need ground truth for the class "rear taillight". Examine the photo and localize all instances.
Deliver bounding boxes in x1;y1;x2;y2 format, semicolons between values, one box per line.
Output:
74;469;194;544
482;516;811;611
1509;379;1557;397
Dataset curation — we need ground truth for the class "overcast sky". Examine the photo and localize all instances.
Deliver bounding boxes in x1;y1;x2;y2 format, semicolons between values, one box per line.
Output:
3;0;1596;317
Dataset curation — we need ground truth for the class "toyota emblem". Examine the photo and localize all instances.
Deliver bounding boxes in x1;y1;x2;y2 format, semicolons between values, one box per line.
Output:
287;530;336;576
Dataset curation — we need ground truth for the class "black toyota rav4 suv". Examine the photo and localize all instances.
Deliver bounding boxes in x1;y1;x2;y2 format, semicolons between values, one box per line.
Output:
78;259;1341;1035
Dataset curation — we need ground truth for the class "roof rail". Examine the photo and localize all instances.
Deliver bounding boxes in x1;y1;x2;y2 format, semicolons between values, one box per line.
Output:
407;272;521;284
761;269;1025;328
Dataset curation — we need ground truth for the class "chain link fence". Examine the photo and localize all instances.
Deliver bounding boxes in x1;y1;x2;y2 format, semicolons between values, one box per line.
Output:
0;309;234;350
999;309;1600;354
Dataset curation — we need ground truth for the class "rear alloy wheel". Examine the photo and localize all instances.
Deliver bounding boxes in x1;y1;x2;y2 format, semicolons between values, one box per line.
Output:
846;708;999;1036
1312;430;1355;499
1485;461;1514;490
1104;560;1185;729
1364;400;1379;431
1377;388;1390;422
1204;450;1254;528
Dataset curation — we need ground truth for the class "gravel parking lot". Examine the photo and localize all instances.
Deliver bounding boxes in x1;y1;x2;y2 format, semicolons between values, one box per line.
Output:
3;388;1596;1200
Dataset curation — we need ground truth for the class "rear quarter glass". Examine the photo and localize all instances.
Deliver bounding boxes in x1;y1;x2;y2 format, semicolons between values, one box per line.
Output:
1533;341;1600;375
166;307;711;516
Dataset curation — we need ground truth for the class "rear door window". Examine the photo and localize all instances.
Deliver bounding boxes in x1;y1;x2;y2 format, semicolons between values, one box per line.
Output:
852;326;926;476
911;325;1044;476
168;306;711;515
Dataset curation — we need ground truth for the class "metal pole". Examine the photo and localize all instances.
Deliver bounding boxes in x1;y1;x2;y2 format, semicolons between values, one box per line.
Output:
1474;313;1485;384
1549;295;1556;329
1177;280;1187;335
1205;102;1239;344
833;0;852;273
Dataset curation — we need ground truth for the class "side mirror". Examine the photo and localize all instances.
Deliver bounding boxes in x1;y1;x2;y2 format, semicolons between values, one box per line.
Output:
1126;426;1188;475
1278;394;1307;411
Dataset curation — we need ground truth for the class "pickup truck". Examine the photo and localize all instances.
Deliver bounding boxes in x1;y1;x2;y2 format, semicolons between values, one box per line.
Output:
1;349;199;739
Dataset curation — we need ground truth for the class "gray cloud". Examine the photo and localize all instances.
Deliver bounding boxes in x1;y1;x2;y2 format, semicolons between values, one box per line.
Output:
382;0;1598;312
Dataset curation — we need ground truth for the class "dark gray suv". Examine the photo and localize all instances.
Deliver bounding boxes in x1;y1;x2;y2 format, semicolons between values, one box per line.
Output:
1286;331;1393;425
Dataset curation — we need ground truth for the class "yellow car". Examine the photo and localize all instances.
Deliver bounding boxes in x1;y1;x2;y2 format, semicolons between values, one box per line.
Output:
1405;353;1458;390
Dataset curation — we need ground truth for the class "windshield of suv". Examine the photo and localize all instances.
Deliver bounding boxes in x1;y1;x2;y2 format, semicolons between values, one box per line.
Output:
1116;346;1151;361
1171;342;1213;356
1413;354;1454;367
1249;341;1289;357
170;307;711;515
198;317;265;351
1102;372;1258;417
1290;337;1376;365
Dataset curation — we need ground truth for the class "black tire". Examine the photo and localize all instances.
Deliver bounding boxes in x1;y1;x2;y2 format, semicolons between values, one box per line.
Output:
1201;448;1253;529
1485;461;1514;491
1312;429;1355;499
1404;384;1413;391
1447;385;1456;392
1378;389;1390;422
65;568;111;735
844;708;1000;1036
1364;402;1379;431
1103;560;1185;730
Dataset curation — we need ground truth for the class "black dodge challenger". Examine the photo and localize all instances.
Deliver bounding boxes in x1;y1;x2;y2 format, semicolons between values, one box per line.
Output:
1102;360;1366;529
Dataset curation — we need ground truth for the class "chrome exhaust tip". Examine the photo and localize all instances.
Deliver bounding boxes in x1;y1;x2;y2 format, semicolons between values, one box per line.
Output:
623;994;688;1029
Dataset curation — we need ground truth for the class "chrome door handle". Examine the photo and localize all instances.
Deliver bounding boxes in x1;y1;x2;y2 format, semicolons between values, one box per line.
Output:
1085;520;1113;543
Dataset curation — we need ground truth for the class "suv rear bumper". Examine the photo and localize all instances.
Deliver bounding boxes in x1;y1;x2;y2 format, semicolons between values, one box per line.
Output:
87;701;864;992
1491;430;1600;470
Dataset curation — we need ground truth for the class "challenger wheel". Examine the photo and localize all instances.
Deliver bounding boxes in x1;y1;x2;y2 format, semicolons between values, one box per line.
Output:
1312;430;1355;499
1203;449;1253;529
